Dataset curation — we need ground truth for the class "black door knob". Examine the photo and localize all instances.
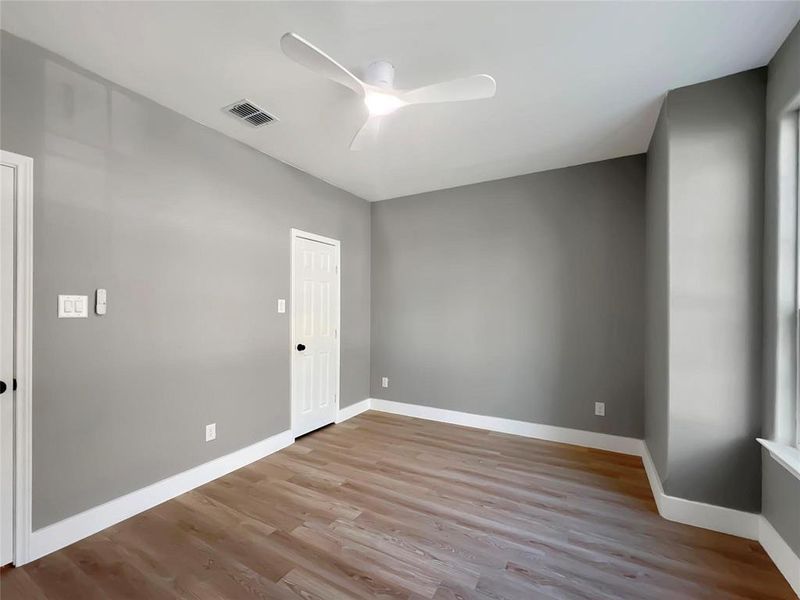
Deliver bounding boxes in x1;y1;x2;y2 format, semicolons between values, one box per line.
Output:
0;381;6;394
297;344;306;351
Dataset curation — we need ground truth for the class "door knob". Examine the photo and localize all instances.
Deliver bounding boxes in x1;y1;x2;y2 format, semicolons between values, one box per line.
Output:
296;344;306;351
0;381;6;394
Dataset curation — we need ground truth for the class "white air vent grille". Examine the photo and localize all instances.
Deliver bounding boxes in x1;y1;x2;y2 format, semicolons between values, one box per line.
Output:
224;100;277;128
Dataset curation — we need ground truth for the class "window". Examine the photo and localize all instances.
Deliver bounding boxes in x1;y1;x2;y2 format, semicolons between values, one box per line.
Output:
760;109;800;471
796;110;800;450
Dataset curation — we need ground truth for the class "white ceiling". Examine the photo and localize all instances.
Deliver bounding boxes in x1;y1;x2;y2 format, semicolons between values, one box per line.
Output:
2;2;799;201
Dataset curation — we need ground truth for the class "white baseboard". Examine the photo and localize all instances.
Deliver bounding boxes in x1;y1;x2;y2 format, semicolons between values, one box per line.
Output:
370;399;771;545
336;398;372;423
641;441;800;594
639;443;760;540
370;398;644;456
22;398;798;597
376;401;795;593
760;515;800;596
26;429;294;564
26;397;379;565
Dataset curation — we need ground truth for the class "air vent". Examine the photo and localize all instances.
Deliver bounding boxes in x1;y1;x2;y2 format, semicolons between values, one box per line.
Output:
223;99;277;128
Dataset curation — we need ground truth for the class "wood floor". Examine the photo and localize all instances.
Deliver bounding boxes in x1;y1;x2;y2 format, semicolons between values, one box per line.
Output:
1;410;795;600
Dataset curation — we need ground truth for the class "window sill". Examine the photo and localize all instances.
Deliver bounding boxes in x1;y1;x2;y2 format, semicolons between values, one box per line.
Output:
758;438;800;481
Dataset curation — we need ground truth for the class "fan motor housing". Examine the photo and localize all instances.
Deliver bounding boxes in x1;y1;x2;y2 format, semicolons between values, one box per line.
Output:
365;61;395;88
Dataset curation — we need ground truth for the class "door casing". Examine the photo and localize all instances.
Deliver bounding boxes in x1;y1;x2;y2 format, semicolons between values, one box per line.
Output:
0;150;33;566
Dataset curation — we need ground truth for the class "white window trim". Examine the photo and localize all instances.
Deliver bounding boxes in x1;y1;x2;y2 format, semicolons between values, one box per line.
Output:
795;109;800;451
759;112;800;477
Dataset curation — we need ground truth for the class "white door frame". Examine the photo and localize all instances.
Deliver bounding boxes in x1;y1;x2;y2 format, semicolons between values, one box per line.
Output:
289;228;341;437
0;150;33;566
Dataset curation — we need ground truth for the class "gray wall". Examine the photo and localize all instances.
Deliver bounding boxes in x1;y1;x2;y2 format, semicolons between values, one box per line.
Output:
0;32;371;529
762;22;800;553
644;105;670;479
665;69;765;511
644;69;766;513
371;156;646;438
762;449;800;555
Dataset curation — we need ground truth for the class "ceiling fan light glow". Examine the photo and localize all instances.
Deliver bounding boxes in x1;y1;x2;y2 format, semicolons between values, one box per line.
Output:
364;92;406;116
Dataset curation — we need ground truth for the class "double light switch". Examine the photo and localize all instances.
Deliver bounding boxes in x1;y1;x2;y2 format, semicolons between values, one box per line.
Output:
58;295;88;318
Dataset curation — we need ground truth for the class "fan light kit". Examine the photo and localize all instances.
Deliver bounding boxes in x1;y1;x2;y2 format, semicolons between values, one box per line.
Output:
280;32;497;150
364;90;406;116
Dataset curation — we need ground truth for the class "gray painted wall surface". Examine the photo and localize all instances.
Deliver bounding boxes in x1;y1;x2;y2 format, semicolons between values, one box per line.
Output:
762;449;800;555
644;69;766;512
644;106;670;480
371;156;646;438
0;32;371;529
665;69;765;512
762;22;800;554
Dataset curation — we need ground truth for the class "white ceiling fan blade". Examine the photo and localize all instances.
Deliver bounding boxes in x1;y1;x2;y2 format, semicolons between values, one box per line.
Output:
402;74;496;106
280;32;365;96
350;116;382;151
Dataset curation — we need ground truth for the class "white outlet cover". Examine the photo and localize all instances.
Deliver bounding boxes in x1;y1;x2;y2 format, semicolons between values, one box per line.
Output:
205;423;216;441
381;377;389;388
594;402;605;416
277;299;286;313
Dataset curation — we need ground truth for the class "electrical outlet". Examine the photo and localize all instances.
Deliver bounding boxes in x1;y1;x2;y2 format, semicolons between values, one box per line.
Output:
205;423;216;441
594;402;605;417
277;299;286;313
381;377;389;388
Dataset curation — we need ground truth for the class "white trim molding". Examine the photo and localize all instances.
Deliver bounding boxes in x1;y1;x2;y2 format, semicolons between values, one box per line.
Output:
640;441;800;593
17;395;800;599
26;429;293;564
370;398;644;456
336;398;371;423
640;443;760;540
366;401;767;545
759;515;800;597
758;438;800;481
364;403;797;593
1;150;34;566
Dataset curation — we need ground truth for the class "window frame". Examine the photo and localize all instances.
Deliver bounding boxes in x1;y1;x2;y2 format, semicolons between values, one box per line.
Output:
796;110;800;450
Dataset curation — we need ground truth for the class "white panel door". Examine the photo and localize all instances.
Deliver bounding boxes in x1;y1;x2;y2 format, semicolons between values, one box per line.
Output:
291;233;340;437
0;164;15;566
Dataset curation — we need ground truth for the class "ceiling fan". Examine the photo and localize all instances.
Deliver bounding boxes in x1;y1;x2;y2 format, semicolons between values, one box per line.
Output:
280;32;497;150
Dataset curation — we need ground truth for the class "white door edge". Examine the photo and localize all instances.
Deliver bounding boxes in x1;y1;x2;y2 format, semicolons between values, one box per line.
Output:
289;228;341;438
0;150;33;566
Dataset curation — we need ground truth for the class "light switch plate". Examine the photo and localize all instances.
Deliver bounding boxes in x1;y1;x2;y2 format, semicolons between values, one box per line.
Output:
205;423;216;442
594;402;605;416
58;295;88;318
277;299;286;314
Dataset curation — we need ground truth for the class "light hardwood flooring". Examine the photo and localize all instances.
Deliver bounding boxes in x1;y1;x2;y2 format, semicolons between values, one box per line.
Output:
1;410;795;599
